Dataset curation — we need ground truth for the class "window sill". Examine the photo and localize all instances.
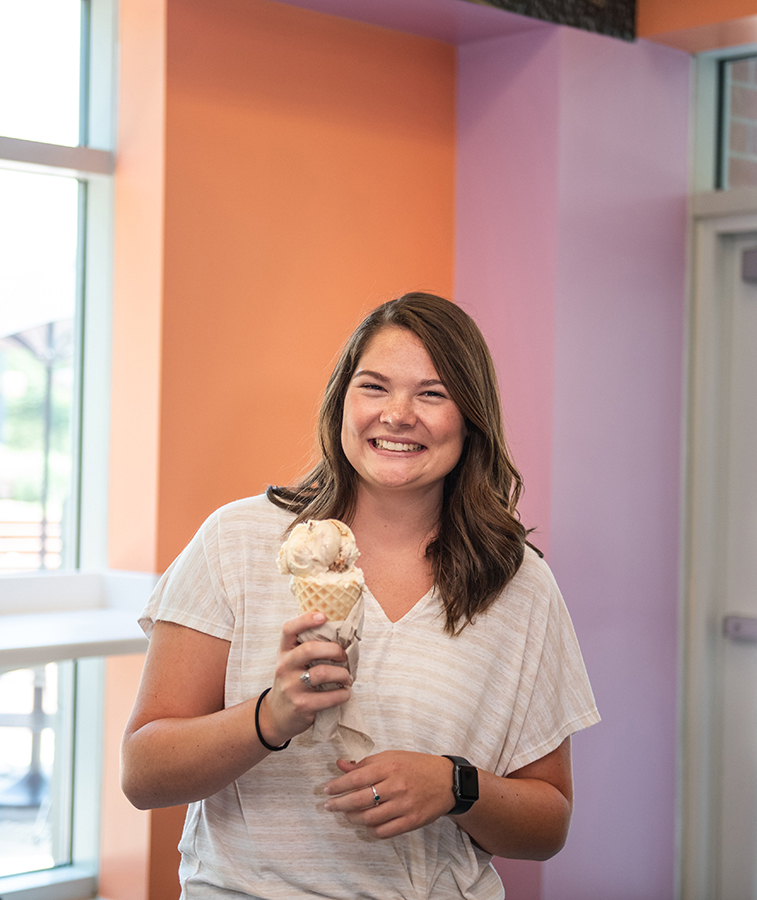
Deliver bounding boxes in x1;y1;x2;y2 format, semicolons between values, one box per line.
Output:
0;571;155;668
0;864;96;900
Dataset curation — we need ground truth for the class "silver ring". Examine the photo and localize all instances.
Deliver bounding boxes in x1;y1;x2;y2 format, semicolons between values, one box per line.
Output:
300;671;312;688
370;784;381;806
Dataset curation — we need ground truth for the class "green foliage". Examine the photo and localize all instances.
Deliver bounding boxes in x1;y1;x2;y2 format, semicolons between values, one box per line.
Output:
0;343;74;507
1;345;72;454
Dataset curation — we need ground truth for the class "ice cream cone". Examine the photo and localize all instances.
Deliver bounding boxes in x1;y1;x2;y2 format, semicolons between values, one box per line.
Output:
293;575;363;621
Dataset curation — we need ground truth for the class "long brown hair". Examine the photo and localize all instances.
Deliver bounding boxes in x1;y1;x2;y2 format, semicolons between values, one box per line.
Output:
267;292;529;633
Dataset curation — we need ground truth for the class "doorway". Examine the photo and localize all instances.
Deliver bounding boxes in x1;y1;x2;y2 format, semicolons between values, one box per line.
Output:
682;205;757;900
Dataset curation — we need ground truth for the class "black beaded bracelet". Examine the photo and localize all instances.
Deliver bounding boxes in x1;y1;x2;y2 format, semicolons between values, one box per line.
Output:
255;688;291;751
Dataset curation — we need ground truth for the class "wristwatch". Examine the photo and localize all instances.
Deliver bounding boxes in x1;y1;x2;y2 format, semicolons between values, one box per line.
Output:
442;755;479;815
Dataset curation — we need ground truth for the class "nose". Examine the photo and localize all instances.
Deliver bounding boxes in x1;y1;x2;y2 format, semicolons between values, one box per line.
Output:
379;394;416;429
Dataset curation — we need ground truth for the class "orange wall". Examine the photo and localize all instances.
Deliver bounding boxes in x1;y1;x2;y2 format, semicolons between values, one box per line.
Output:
109;0;166;576
639;0;757;34
157;0;456;570
102;0;167;896
99;656;151;900
638;0;757;51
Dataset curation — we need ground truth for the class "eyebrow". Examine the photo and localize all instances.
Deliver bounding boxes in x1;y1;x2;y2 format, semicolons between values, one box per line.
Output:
353;369;446;389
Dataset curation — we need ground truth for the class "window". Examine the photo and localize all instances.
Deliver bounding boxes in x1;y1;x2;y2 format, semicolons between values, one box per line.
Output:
717;53;757;189
0;1;118;898
0;0;81;147
0;170;80;573
0;663;76;876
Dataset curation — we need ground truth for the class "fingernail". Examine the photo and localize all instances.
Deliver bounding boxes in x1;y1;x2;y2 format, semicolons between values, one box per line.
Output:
324;801;333;811
313;612;326;624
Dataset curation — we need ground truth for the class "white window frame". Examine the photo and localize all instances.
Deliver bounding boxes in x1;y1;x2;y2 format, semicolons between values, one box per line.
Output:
692;43;757;194
0;3;153;898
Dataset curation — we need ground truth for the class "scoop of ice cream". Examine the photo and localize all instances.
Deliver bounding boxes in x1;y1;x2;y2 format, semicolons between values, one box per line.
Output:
277;518;360;578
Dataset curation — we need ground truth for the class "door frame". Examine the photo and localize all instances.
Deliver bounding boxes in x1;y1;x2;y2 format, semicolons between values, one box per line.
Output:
680;187;757;900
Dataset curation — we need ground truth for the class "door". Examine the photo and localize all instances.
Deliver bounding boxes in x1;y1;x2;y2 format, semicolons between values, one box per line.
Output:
683;220;757;900
718;233;757;899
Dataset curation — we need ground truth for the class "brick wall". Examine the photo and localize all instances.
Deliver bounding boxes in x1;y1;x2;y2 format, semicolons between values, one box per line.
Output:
726;56;757;187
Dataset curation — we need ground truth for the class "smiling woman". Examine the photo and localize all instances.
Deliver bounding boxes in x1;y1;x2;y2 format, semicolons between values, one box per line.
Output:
122;292;599;900
271;293;533;634
341;327;468;497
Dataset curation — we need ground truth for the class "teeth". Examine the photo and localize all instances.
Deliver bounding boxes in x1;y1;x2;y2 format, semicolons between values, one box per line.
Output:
374;439;423;452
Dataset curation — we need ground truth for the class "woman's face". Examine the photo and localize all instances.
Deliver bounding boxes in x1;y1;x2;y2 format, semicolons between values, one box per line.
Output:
341;327;467;499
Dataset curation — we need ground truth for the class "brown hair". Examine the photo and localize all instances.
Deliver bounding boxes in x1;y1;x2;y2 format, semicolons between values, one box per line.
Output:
267;292;529;633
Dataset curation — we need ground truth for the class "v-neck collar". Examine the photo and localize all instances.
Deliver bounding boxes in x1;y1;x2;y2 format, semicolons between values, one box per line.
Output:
363;583;436;627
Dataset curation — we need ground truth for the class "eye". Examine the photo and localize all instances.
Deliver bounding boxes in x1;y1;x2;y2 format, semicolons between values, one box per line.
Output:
357;382;385;392
421;389;447;399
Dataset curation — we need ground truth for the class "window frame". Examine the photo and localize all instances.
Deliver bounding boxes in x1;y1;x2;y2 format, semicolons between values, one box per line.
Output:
0;3;143;899
693;42;757;193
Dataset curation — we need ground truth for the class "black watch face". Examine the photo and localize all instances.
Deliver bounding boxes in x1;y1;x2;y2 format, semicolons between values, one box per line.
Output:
458;765;478;800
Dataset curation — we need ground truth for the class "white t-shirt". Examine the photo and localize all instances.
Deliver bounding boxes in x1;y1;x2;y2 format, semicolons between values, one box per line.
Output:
140;494;600;900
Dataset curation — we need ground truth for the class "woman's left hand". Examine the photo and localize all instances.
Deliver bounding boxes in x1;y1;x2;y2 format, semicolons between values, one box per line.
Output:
323;751;454;838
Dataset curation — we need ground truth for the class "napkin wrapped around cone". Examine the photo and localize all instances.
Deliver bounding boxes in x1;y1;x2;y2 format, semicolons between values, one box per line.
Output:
277;519;374;759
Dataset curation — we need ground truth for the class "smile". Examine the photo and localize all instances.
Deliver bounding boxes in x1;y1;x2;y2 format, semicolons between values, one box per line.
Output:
372;438;424;452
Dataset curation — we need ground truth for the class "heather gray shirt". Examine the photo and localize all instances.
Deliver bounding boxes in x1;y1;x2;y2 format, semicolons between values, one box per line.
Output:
140;493;599;900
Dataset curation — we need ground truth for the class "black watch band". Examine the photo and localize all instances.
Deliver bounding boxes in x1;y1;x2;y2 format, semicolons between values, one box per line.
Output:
442;755;479;815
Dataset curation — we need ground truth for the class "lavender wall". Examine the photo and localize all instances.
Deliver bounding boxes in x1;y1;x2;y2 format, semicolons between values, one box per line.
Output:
456;26;690;900
546;31;689;900
455;29;562;555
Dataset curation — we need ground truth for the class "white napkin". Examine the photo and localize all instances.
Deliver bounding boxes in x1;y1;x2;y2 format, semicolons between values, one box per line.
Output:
298;597;374;760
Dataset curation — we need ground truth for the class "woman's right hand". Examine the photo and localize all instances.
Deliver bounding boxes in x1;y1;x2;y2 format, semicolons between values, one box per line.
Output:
258;610;352;748
122;612;350;810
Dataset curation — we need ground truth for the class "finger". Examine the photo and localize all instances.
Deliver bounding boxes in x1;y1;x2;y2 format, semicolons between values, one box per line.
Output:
325;783;383;813
336;758;360;774
345;810;410;840
301;664;353;691
297;641;349;666
340;797;430;840
325;765;378;799
302;685;352;712
279;611;326;650
279;640;348;680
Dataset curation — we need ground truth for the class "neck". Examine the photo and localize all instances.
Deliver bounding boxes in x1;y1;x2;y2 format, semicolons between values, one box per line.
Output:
350;483;443;548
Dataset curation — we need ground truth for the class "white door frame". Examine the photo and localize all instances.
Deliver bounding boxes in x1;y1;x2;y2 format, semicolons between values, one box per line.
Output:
680;187;757;900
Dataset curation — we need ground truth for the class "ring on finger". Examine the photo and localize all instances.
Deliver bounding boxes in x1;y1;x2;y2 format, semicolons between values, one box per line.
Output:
300;670;312;689
370;784;381;807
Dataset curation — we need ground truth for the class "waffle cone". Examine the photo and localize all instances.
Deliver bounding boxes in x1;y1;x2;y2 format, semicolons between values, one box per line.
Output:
293;576;363;621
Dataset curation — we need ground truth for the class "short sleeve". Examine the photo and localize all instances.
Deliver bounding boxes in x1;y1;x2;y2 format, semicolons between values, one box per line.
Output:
139;509;235;642
502;563;600;774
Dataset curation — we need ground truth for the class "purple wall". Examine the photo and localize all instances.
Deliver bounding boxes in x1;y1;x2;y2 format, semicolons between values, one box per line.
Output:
456;26;690;900
547;31;689;900
456;30;561;556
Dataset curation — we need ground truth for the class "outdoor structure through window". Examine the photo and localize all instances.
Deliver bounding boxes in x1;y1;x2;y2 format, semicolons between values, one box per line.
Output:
0;170;80;573
718;53;757;188
0;664;75;877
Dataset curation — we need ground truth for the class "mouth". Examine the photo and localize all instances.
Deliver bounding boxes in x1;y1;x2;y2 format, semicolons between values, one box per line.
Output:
371;438;425;453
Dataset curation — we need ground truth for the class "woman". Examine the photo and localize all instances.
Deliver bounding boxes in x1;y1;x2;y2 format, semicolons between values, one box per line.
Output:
122;292;599;899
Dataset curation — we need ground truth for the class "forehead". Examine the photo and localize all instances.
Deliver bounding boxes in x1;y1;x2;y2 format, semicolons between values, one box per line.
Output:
356;327;438;375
